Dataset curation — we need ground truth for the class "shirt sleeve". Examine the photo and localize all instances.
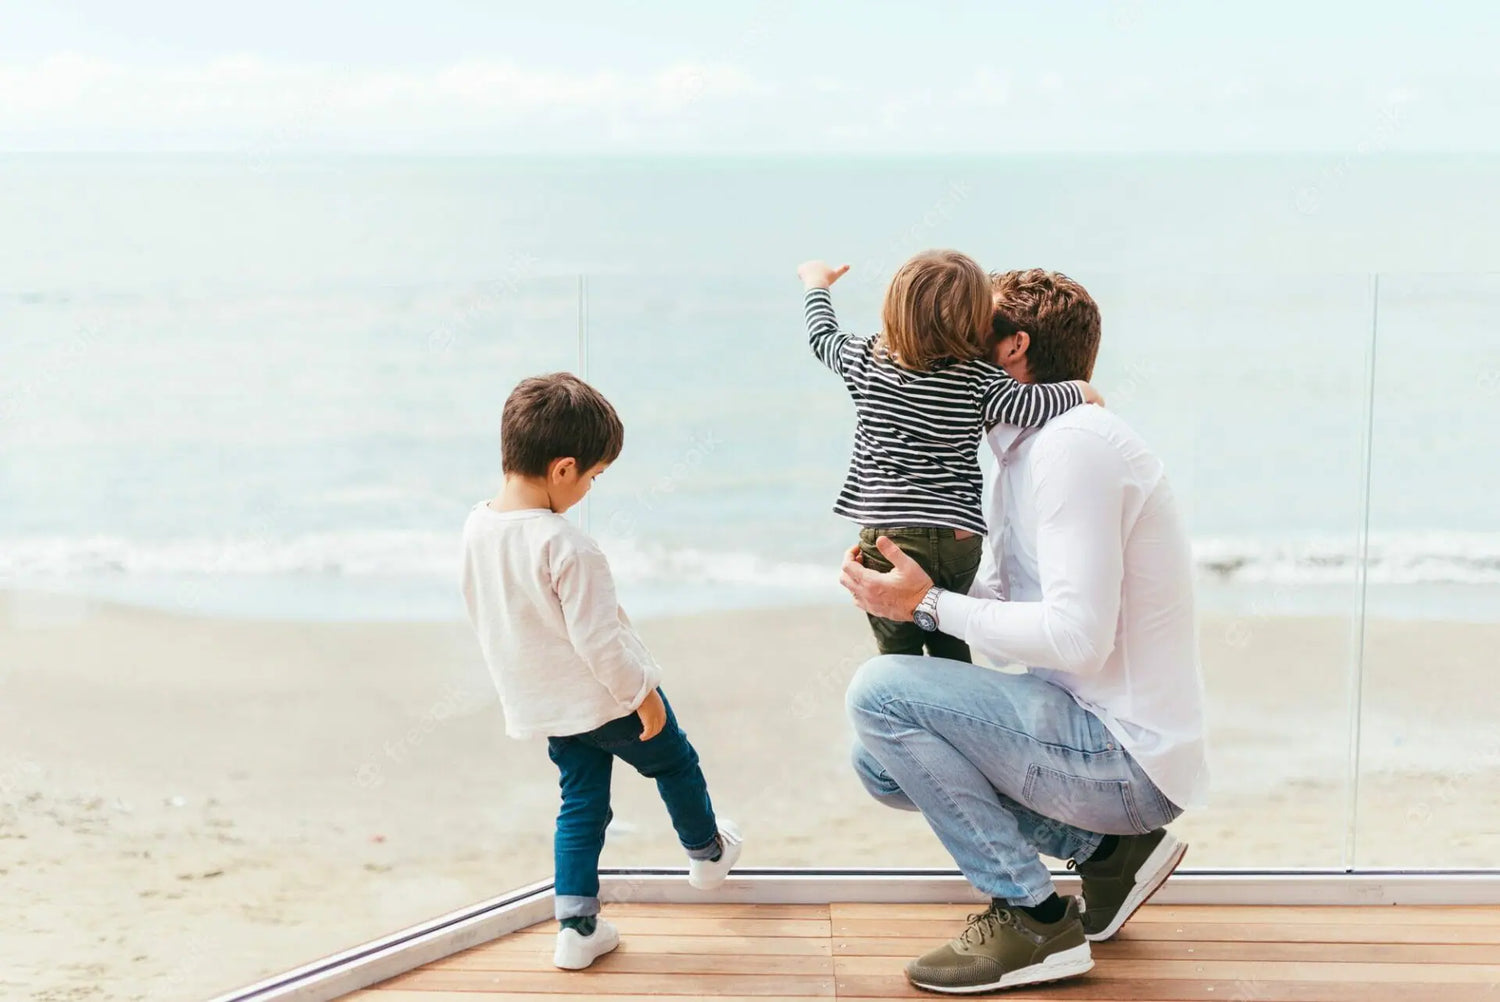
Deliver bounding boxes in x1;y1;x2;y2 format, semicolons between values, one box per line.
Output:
936;428;1126;673
550;534;659;711
805;287;853;375
968;537;1004;602
978;367;1085;428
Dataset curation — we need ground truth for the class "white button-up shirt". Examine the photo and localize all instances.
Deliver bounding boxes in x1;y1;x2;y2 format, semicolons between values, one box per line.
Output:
935;405;1210;810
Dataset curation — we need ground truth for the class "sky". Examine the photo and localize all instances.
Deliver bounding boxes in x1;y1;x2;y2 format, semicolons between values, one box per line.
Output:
0;0;1497;153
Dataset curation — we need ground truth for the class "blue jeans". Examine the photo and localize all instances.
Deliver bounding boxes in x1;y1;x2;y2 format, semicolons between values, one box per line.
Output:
547;688;720;920
847;655;1181;907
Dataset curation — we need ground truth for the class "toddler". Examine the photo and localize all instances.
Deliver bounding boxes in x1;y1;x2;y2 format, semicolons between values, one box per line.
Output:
799;251;1101;659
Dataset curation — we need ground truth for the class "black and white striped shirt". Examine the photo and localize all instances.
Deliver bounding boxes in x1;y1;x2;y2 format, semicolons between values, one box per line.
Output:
807;287;1083;535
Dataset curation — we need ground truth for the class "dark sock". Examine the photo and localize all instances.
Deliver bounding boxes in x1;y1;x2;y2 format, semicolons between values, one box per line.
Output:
1012;893;1066;925
560;915;597;936
707;834;723;862
1090;835;1120;864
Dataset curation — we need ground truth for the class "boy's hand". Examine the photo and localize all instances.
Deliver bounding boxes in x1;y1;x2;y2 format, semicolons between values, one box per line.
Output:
798;260;850;290
1076;381;1106;407
637;689;667;741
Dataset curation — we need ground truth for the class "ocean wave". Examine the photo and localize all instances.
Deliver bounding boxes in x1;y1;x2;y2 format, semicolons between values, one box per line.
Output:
0;532;842;593
2;531;1500;587
1192;533;1500;586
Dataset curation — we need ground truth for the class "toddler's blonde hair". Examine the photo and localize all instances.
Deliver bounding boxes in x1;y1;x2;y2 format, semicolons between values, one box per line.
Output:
879;249;991;371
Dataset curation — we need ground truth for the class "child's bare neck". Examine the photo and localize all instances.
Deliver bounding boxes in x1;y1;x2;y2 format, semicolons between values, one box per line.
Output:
492;476;553;513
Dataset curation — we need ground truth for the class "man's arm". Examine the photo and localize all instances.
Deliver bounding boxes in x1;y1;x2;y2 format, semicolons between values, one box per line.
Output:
936;429;1126;673
839;429;1126;672
552;539;661;711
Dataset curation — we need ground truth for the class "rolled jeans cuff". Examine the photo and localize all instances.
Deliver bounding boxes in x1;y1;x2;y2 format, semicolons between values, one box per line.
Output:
554;894;600;920
684;833;721;861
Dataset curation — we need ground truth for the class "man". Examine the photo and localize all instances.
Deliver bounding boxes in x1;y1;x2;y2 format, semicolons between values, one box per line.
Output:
840;268;1209;994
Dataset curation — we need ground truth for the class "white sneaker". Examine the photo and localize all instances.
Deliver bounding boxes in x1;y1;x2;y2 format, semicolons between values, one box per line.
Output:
552;916;620;970
688;820;743;890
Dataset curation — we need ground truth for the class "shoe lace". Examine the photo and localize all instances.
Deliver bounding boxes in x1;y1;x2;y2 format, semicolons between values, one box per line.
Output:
958;906;1011;947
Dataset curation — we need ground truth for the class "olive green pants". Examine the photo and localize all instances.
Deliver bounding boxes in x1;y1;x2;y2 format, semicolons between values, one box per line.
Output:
857;526;982;662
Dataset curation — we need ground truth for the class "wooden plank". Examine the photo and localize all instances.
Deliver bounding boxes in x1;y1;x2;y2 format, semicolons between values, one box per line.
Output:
1119;905;1500;927
834;935;1500;964
601;902;829;919
377;967;837;996
437;950;834;976
835;955;1500;983
832;918;1500;944
499;930;834;956
351;993;832;1002
499;915;829;938
834;976;1499;1000
830;902;1500;926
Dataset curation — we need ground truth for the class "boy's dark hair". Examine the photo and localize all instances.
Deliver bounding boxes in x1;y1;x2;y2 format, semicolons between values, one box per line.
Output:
501;372;624;476
989;269;1102;383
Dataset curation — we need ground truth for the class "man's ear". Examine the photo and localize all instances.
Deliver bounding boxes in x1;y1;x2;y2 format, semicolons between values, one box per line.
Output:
1009;330;1031;360
996;330;1030;363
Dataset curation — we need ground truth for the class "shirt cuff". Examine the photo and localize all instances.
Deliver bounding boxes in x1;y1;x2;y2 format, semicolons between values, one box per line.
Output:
936;589;985;640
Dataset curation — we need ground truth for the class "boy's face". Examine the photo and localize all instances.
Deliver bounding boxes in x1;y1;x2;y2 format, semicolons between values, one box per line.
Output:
548;458;610;514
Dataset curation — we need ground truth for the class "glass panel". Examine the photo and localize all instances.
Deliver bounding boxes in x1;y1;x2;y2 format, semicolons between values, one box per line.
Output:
1089;272;1374;868
1353;272;1500;868
1;263;579;999
580;270;1375;871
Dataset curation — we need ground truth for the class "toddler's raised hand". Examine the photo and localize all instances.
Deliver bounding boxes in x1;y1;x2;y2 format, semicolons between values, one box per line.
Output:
1076;381;1106;407
798;260;850;290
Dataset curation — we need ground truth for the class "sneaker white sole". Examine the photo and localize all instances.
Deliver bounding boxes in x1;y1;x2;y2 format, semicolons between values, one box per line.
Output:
552;921;620;970
907;943;1095;994
1085;833;1189;943
688;821;743;890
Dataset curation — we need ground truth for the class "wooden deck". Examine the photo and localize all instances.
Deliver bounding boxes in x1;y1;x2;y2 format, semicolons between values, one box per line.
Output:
343;902;1500;1001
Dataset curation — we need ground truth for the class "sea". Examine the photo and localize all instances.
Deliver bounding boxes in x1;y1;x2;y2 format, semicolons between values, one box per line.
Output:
2;154;1499;622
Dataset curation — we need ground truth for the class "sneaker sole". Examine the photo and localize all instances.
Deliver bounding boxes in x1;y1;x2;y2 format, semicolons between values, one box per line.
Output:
688;822;743;890
1085;834;1189;943
552;926;620;970
907;943;1094;994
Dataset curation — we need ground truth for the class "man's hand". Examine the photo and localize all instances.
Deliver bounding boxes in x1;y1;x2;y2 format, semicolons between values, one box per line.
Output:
839;536;934;622
1076;380;1106;407
637;689;667;741
798;260;851;290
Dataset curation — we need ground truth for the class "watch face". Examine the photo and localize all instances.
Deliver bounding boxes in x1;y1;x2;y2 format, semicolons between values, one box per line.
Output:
913;609;938;632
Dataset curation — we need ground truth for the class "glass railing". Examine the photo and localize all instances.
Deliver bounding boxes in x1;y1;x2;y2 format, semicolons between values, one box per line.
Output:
3;269;1496;1001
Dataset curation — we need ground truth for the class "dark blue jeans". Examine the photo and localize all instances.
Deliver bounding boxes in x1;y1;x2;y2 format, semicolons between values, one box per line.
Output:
547;688;719;919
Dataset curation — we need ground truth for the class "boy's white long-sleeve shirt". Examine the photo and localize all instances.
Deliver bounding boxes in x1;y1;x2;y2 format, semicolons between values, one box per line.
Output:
462;504;661;739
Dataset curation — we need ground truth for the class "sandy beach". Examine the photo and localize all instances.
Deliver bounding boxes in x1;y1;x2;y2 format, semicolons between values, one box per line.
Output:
1;590;1497;1002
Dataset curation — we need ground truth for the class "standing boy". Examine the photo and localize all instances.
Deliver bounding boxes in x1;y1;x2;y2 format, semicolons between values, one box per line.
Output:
462;372;741;970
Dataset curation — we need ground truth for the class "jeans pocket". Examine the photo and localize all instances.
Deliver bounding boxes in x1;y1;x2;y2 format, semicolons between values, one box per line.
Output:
588;712;645;750
1023;763;1153;836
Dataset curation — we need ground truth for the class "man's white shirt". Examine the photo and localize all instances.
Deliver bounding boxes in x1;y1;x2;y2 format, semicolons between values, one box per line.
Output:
934;405;1210;810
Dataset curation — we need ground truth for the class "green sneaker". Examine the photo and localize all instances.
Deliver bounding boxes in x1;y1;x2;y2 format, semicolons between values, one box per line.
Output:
903;897;1093;994
1072;828;1188;942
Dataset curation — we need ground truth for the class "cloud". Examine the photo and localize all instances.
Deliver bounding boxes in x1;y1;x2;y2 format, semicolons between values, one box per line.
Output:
0;53;771;150
0;51;1489;153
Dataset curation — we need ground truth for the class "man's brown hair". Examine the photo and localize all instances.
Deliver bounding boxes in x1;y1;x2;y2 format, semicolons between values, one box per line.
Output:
501;372;624;477
989;269;1102;383
879;250;991;371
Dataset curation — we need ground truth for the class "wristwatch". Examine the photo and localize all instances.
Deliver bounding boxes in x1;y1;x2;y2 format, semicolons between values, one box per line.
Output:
913;586;944;632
